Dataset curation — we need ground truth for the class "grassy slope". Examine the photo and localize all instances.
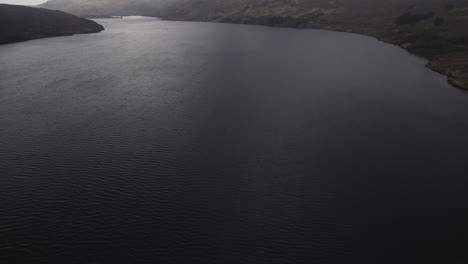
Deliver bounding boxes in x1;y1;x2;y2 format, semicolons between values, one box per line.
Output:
0;4;104;44
40;0;468;89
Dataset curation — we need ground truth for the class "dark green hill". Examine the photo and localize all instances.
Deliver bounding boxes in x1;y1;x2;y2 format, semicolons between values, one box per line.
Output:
0;4;104;44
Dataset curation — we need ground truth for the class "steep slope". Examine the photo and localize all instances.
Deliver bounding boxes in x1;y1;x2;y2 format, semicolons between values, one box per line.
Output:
0;4;104;44
40;0;468;89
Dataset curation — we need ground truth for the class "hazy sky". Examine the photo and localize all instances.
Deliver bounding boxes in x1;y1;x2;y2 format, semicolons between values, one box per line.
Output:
0;0;47;5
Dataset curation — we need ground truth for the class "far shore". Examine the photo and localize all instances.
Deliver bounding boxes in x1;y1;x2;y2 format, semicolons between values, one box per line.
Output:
156;15;468;91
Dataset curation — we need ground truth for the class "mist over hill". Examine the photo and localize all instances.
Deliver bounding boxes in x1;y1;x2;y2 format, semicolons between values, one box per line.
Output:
0;4;104;44
40;0;468;88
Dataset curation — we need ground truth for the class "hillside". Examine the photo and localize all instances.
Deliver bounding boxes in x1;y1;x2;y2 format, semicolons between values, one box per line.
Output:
0;4;104;45
40;0;468;89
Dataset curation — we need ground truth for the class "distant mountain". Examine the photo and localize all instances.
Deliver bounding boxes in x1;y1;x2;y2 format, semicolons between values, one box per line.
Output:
40;0;468;89
0;4;104;44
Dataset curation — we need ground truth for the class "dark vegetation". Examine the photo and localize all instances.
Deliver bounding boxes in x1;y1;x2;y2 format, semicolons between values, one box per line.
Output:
395;12;435;25
434;17;445;26
0;4;104;44
404;32;465;57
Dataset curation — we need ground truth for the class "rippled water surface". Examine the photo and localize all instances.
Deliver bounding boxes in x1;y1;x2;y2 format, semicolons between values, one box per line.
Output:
1;17;468;263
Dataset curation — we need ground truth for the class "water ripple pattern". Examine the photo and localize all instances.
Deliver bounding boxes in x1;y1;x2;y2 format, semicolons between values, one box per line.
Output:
1;17;468;264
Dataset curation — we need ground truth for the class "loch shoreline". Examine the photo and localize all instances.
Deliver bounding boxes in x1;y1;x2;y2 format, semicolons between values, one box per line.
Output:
158;15;468;91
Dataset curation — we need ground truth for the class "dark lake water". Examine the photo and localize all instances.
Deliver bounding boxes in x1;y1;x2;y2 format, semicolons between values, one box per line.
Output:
1;17;468;264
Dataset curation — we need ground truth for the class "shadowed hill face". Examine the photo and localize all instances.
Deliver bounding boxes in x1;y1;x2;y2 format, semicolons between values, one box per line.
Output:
38;0;464;16
38;0;468;34
38;0;468;54
0;4;104;44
